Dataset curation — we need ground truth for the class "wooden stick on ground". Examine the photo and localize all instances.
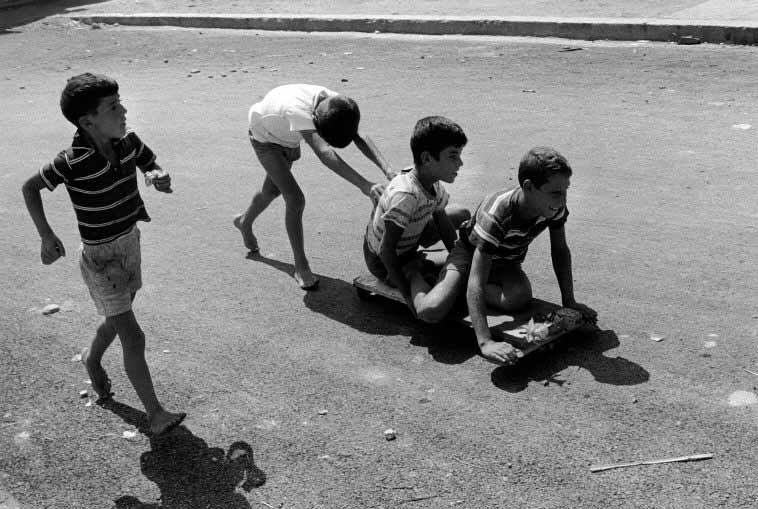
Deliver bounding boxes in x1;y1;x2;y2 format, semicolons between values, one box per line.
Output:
590;453;713;473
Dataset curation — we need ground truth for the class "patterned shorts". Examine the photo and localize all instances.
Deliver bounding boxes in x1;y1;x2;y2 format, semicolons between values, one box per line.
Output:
79;226;142;317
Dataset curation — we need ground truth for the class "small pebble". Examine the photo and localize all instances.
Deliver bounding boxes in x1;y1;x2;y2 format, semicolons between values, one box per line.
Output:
317;409;328;415
42;304;60;315
383;428;396;441
79;390;88;399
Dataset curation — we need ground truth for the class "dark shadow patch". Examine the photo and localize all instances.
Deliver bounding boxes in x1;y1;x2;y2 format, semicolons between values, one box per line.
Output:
248;252;417;336
410;321;478;365
1;0;110;32
491;328;649;393
100;400;266;509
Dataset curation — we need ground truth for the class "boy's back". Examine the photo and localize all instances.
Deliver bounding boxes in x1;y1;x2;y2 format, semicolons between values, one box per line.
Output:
365;168;450;257
248;83;336;148
460;186;568;263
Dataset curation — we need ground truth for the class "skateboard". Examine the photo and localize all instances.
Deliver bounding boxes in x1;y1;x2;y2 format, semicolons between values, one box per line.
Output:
353;273;591;358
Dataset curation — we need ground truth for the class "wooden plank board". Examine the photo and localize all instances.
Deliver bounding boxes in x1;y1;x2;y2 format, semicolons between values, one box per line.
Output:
353;273;587;357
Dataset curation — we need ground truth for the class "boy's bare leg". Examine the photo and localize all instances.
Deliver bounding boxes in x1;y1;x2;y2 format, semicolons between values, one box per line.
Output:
255;155;317;289
107;310;185;435
485;263;533;312
81;320;118;399
409;268;466;323
235;175;282;253
282;188;318;289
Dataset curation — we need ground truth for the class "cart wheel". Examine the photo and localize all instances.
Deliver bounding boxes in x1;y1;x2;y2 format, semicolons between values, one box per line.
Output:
356;287;372;300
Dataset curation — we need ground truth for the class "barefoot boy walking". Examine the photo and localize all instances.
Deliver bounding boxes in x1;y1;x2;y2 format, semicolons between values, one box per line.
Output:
235;84;395;290
21;73;185;435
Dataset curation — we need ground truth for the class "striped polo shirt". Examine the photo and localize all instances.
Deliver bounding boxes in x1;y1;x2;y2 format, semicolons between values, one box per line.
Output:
365;168;449;255
39;130;157;245
462;187;568;263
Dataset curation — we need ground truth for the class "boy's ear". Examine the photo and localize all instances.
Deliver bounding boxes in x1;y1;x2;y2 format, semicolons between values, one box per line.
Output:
521;179;535;192
419;150;433;165
77;114;93;130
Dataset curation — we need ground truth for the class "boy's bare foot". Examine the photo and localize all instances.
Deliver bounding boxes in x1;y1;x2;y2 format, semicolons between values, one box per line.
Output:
233;214;259;252
149;409;186;435
81;347;113;400
293;268;319;291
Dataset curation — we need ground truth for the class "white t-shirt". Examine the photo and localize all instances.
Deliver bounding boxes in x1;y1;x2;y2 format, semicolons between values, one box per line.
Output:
248;84;338;148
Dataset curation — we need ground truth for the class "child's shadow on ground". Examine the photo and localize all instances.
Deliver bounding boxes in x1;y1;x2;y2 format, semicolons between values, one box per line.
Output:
412;325;649;392
410;321;480;364
101;401;265;509
248;252;417;336
490;328;649;393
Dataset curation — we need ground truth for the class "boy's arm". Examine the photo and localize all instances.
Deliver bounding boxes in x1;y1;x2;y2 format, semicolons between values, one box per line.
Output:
549;226;597;321
467;247;522;364
21;173;66;264
379;221;415;314
144;163;172;193
132;133;172;193
432;209;457;252
301;130;380;203
352;132;396;180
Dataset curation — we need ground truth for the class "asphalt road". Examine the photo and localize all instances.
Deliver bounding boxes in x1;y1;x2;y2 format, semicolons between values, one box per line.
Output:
1;18;758;508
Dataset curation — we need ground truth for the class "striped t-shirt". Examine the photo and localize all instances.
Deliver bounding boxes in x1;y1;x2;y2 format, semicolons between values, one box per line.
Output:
462;187;568;263
365;168;449;256
39;130;157;245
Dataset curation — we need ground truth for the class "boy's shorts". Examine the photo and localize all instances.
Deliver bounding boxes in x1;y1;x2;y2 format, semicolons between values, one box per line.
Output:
79;226;142;317
249;132;301;167
362;236;471;281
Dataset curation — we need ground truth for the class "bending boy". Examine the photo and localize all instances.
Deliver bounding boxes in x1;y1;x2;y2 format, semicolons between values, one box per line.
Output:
235;84;395;290
21;73;185;435
364;116;471;322
462;147;597;364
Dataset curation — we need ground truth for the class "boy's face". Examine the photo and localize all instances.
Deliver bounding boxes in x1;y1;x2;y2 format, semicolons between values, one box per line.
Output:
81;94;127;140
523;173;570;218
423;145;463;184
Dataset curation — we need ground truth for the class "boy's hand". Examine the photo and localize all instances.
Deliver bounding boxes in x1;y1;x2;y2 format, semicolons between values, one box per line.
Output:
480;340;524;365
564;300;597;323
368;182;385;207
146;169;173;193
40;234;65;265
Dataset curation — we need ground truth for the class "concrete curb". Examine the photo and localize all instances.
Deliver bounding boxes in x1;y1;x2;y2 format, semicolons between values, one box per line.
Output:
65;13;758;45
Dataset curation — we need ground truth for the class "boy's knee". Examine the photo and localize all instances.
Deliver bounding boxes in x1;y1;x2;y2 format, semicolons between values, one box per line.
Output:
509;285;533;310
283;192;305;213
416;306;446;324
446;205;471;228
264;185;281;199
120;328;146;351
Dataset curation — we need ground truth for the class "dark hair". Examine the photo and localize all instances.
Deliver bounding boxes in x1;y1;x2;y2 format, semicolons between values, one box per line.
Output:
518;146;572;188
60;73;119;127
313;95;360;148
410;116;467;165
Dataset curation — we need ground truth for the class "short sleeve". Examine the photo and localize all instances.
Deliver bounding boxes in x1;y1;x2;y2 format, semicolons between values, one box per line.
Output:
129;132;157;170
39;151;69;191
468;208;505;255
548;206;569;229
286;107;316;132
381;192;418;230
